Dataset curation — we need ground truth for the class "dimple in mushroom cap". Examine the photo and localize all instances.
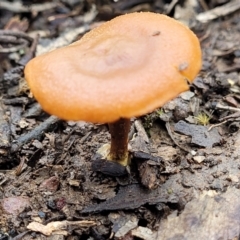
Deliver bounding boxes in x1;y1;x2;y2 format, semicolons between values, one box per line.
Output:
25;12;202;123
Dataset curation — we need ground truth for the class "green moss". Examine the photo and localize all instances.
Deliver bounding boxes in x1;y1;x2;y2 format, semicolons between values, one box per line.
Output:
143;108;162;129
195;112;211;126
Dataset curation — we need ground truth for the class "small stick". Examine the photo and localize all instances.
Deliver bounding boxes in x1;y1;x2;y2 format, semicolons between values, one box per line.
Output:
198;0;209;11
134;119;149;143
196;0;240;23
0;30;32;53
0;102;11;151
11;116;59;152
0;1;59;13
165;0;179;15
19;34;39;66
208;120;228;131
15;157;26;176
165;122;191;153
0;30;32;42
214;103;240;112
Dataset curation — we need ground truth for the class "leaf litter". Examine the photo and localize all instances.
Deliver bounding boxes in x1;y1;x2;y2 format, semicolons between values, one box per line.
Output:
1;0;240;239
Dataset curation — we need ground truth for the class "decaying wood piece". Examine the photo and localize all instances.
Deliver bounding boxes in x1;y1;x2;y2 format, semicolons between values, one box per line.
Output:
4;97;29;105
3;66;24;89
82;184;178;213
9;106;23;138
0;102;11;156
22;103;42;118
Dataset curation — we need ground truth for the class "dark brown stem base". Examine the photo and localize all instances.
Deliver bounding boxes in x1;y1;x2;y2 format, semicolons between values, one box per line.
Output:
108;118;131;166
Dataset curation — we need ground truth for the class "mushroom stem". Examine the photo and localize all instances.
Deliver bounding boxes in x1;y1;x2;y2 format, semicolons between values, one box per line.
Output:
108;118;131;166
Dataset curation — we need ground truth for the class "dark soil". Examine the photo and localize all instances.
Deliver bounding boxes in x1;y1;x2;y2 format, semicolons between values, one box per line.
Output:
1;0;240;239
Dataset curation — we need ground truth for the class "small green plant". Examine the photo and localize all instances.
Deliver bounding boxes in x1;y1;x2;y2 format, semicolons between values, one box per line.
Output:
155;108;164;116
143;114;154;131
195;112;211;126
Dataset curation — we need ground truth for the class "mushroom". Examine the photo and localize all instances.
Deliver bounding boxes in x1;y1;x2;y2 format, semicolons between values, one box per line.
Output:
24;12;202;168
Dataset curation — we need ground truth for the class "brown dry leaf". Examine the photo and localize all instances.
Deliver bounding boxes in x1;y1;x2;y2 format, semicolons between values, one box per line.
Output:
4;16;29;31
45;132;56;148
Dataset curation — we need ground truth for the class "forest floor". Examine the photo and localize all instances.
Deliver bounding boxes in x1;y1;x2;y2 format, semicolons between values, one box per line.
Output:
1;0;240;239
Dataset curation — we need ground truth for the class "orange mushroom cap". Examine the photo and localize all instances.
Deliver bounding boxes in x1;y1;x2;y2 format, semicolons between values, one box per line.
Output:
24;12;202;123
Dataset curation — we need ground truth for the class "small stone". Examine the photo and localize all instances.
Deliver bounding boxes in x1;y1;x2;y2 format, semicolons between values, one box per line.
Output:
56;197;66;210
227;175;239;183
39;176;59;192
191;150;197;156
18;119;29;128
47;200;57;210
51;165;64;173
32;139;43;149
132;226;157;240
68;179;80;187
180;91;194;100
193;156;205;163
175;120;222;148
38;211;46;219
2;196;30;215
109;213;138;238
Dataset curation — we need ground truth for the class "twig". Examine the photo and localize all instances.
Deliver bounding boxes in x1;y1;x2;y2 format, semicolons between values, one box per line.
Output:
0;1;59;13
15;156;26;176
3;97;29;105
0;30;32;42
218;63;240;73
19;34;39;66
134;119;149;143
196;0;240;23
214;103;240;112
165;122;191;153
11;116;59;152
220;112;240;121
208;120;228;131
11;231;31;240
0;102;11;154
208;104;240;130
165;0;179;15
0;30;32;53
23;103;42;118
197;0;209;11
3;66;24;89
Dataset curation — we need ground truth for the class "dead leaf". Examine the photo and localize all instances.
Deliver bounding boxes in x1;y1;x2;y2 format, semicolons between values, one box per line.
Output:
27;220;96;236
